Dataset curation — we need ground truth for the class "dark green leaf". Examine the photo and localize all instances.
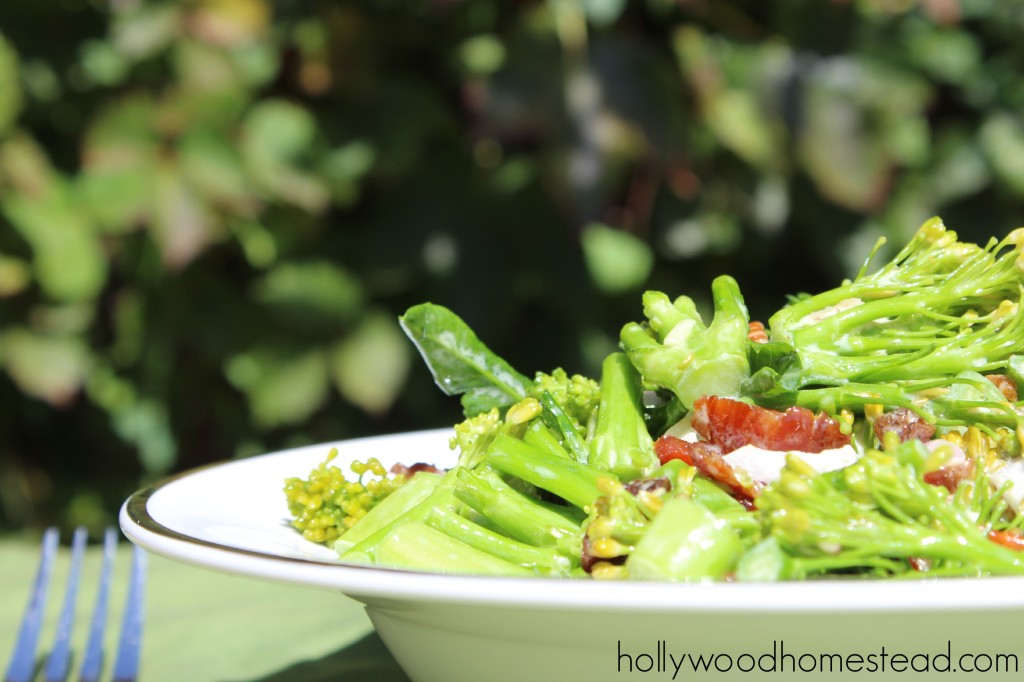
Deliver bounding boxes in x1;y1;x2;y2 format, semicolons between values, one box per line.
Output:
399;303;531;417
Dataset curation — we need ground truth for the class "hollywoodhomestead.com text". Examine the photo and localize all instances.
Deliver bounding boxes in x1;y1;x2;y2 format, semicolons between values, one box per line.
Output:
615;640;1019;677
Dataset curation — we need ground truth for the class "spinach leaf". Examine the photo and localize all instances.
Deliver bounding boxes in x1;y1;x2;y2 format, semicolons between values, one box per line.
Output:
399;303;532;416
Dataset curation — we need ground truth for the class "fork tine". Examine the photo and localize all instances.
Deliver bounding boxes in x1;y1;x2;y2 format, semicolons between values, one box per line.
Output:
111;544;147;682
78;528;118;682
43;527;88;682
4;527;59;682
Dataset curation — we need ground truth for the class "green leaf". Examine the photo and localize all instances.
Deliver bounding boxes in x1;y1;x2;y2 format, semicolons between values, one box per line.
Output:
0;255;30;297
706;88;779;171
225;348;330;429
179;128;252;209
580;224;653;293
580;0;627;26
3;183;107;302
0;33;22;135
458;35;506;76
79;40;130;86
76;170;154;234
322;140;376;206
111;3;181;59
980;113;1024;196
0;328;91;406
79;96;159;232
241;99;329;211
331;312;411;415
253;261;365;321
111;399;177;474
151;162;216;268
399;303;532;417
742;341;803;408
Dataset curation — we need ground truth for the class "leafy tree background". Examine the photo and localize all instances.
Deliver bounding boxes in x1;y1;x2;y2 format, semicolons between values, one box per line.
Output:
1;0;1022;532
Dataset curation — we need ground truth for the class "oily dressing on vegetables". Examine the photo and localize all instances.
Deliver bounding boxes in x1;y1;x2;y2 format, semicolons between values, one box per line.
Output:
285;219;1024;581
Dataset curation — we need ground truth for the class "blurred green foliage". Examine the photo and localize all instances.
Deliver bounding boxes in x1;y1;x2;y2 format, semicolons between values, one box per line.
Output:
3;0;1024;531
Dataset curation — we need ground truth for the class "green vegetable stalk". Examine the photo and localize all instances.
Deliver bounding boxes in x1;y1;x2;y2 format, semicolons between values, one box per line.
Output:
620;275;751;409
485;434;611;511
768;219;1024;385
757;442;1024;578
626;495;743;581
588;353;658;481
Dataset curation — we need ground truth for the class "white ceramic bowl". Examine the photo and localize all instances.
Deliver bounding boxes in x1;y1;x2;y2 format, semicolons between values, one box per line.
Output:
121;429;1024;681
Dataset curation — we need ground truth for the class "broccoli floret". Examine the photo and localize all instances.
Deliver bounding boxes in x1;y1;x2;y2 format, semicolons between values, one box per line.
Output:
449;398;542;468
449;407;503;469
756;439;1024;578
528;368;600;434
762;220;1024;424
621;275;752;410
284;450;407;544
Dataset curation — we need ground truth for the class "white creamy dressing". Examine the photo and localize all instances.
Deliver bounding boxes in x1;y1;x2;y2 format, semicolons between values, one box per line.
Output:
723;444;860;483
990;459;1024;514
663;415;861;483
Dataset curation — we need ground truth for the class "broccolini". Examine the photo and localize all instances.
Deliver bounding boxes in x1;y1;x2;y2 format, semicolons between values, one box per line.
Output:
284;220;1024;582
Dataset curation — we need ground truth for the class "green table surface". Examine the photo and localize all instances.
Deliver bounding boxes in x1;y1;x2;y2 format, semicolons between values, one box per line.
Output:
0;533;412;682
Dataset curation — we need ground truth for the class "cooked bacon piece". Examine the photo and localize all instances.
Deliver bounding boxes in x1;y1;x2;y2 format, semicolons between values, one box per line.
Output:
655;434;695;466
986;374;1018;402
656;435;760;508
580;534;626;574
988;529;1024;552
747;321;769;344
907;557;932;572
923;460;974;493
624;477;672;496
390;462;444;477
690;395;851;454
687;441;761;509
872;407;935;445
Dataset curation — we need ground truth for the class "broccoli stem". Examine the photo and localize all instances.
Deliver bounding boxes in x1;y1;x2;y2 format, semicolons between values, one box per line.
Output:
522;418;572;460
338;475;458;565
453;466;582;551
626;495;743;581
486;434;611;510
588;353;659;482
332;471;443;553
424;505;574;575
760;449;1024;577
373;521;535;576
537;391;591;464
768;220;1024;390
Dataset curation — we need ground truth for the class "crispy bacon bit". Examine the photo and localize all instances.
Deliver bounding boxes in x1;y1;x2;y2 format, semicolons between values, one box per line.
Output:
747;321;769;344
624;477;672;496
691;395;851;454
655;435;695;466
988;529;1024;552
657;437;761;509
390;462;444;477
689;442;761;509
907;557;932;572
986;374;1018;402
872;407;935;445
923;460;974;493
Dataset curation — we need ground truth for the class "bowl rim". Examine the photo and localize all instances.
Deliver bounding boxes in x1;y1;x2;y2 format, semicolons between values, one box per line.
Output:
120;428;1024;614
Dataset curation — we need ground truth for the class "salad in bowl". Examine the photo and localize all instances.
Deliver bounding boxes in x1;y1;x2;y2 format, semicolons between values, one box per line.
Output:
285;218;1024;582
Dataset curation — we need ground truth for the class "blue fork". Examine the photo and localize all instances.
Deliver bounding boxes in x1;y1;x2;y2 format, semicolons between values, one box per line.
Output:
4;527;148;682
